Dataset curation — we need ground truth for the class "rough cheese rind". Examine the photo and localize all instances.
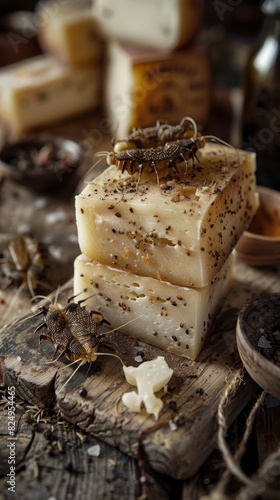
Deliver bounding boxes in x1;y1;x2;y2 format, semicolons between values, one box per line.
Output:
37;0;104;66
0;55;100;138
76;144;258;288
92;0;203;51
73;252;235;360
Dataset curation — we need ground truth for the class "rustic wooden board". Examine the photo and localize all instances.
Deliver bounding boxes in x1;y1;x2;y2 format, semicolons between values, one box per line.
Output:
1;262;279;480
0;404;174;500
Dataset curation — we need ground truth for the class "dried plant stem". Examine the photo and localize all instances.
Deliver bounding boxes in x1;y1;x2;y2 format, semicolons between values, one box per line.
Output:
202;370;266;500
217;387;266;495
216;370;256;488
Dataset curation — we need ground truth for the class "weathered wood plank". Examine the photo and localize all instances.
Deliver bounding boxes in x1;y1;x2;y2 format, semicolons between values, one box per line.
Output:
0;405;173;500
255;398;280;496
1;263;279;480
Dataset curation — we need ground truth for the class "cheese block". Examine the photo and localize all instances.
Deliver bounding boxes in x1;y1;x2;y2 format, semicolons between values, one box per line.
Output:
92;0;203;51
76;144;258;288
37;0;104;66
73;251;235;360
104;40;212;139
0;55;101;138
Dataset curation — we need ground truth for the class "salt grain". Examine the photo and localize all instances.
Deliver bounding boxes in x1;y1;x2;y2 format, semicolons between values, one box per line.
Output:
169;420;177;431
258;335;272;349
34;197;48;210
46;208;68;225
17;223;31;234
49;245;63;260
68;233;78;243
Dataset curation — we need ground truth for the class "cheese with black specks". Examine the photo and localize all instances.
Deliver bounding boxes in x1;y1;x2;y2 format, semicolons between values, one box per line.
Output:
73;251;235;360
76;144;258;287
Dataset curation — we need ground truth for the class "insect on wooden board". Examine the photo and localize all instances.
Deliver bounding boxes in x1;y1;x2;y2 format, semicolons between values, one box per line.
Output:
33;294;110;364
0;235;48;297
30;291;141;388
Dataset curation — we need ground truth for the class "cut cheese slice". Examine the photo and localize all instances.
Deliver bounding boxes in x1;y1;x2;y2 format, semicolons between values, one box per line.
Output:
104;40;212;138
92;0;203;51
37;0;104;66
0;55;101;138
76;144;258;288
122;356;174;420
73;251;235;360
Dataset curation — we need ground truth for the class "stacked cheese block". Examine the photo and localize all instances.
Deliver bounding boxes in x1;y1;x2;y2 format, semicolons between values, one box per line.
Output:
74;143;259;360
92;0;211;138
0;0;104;139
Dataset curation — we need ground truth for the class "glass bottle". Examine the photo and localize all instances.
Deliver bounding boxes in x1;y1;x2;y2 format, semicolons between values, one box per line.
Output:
242;0;280;190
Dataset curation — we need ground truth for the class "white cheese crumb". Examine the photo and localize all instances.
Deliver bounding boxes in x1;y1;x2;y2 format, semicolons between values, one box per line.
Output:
134;355;144;363
122;356;173;420
87;444;101;457
169;420;178;431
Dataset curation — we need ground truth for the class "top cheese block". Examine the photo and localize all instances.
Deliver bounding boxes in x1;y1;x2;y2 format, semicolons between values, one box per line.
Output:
37;0;104;65
92;0;203;50
76;143;258;287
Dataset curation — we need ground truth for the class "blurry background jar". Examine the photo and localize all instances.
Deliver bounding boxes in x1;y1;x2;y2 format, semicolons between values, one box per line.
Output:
242;0;280;190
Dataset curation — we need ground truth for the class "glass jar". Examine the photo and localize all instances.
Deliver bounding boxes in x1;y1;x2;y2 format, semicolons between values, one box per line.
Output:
242;0;280;189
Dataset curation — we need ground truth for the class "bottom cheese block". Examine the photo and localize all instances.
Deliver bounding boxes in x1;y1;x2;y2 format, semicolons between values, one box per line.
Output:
73;252;235;360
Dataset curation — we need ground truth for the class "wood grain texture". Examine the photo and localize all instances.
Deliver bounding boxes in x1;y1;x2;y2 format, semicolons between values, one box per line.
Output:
0;407;174;500
1;263;279;480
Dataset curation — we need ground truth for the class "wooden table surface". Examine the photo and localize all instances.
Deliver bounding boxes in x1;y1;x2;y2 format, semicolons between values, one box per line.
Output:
0;109;280;500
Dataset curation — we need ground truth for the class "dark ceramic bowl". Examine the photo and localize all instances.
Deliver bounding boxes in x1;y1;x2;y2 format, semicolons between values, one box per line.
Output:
0;135;82;193
236;294;280;399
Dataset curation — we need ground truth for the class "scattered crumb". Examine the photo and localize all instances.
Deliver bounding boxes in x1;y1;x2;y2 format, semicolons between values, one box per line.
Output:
258;335;272;349
46;208;68;225
87;444;101;457
34;197;48;210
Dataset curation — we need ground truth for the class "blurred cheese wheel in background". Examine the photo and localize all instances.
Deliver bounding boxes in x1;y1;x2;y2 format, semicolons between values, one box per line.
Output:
92;0;203;51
